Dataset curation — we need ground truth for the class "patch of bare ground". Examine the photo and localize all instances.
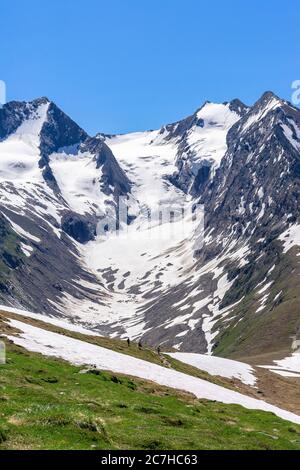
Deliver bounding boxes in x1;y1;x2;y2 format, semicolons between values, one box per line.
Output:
229;351;300;415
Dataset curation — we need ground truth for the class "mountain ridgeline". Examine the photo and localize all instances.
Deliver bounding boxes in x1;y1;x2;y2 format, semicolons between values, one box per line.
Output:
0;92;300;360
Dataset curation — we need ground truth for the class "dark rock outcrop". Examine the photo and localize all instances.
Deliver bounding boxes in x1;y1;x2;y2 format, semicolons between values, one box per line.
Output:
81;137;131;197
61;211;96;243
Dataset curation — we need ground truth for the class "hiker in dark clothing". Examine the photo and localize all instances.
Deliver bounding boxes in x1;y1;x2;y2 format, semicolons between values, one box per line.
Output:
138;340;142;350
157;345;161;355
127;337;130;347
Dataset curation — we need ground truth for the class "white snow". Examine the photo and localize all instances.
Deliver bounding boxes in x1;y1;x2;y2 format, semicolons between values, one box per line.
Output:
241;97;281;134
195;243;249;353
0;304;101;337
105;130;181;210
0;102;49;184
3;214;41;243
167;352;256;386
260;352;300;378
257;281;273;295
273;291;282;302
281;121;300;151
0;100;65;240
49;150;112;216
279;224;300;253
20;242;33;257
186;102;240;168
256;294;269;313
257;186;264;199
69;128;207;336
79;205;201;336
5;317;300;425
268;370;300;378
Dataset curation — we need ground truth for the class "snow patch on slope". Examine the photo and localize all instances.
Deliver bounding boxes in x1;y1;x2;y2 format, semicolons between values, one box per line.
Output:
260;352;300;378
5;317;300;424
279;224;300;253
167;352;256;386
241;97;281;134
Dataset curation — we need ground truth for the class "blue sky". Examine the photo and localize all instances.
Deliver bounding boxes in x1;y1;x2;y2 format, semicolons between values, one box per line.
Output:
1;0;299;135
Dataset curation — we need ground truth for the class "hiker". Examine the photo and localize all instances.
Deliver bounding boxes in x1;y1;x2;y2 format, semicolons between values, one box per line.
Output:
138;339;142;350
127;337;130;347
157;345;161;355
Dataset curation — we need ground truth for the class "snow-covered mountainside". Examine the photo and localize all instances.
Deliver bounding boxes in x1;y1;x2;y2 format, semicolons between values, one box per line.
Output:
1;92;300;360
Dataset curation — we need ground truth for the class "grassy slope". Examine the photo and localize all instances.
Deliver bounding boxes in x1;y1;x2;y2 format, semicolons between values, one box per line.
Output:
213;247;300;359
0;342;300;450
0;311;237;391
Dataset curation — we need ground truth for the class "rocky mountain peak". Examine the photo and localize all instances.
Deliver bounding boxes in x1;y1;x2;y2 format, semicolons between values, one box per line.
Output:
0;97;47;140
227;98;248;116
167;100;244;196
39;101;88;158
31;96;51;105
255;90;282;105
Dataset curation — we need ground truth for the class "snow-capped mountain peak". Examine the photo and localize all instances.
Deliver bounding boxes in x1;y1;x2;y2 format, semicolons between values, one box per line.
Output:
163;99;246;195
0;97;50;141
195;101;241;126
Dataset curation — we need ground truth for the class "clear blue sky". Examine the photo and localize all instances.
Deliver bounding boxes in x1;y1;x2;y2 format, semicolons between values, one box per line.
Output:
1;0;299;135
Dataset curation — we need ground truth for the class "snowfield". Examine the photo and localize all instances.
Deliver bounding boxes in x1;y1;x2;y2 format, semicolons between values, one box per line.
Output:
187;102;241;167
77;128;206;338
50;149;113;216
4;317;300;425
167;352;257;386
